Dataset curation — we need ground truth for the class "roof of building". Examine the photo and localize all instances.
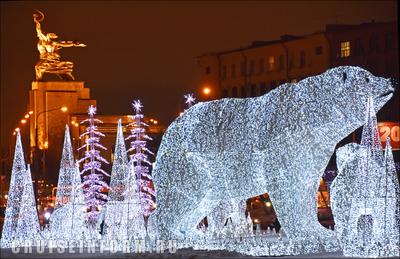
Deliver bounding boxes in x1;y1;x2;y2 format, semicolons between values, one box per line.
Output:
199;20;397;58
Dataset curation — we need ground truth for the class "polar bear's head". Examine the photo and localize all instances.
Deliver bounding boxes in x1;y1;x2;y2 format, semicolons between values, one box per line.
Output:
299;66;394;130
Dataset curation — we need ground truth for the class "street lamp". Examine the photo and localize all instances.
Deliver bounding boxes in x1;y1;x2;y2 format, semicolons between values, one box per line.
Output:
203;86;211;95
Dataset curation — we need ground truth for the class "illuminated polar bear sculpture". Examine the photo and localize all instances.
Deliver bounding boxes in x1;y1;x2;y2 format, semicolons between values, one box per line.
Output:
150;66;394;243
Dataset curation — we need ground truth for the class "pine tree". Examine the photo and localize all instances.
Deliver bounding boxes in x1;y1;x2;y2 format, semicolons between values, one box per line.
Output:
1;131;27;247
78;105;109;230
104;119;131;240
15;165;41;244
126;100;155;218
54;125;75;208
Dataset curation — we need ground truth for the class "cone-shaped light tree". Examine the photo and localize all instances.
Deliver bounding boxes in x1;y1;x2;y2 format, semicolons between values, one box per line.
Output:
381;137;400;243
1;131;28;247
126;100;155;218
104;119;131;240
50;162;87;240
54;125;76;208
15;165;41;244
360;96;383;162
358;96;384;197
78;105;109;229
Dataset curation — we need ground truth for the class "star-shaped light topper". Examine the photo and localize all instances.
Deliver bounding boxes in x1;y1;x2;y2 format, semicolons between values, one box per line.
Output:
184;93;196;108
88;105;97;116
133;99;143;114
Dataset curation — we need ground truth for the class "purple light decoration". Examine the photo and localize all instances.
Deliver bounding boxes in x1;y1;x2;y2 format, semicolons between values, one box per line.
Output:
78;105;109;229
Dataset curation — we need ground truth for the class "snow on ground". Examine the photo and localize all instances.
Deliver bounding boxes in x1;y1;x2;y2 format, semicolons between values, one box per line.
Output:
1;248;399;259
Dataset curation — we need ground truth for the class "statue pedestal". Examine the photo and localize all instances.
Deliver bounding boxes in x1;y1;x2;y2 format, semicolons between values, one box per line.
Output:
29;81;95;184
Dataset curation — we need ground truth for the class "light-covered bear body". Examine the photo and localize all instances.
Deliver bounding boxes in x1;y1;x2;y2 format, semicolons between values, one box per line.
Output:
149;66;394;243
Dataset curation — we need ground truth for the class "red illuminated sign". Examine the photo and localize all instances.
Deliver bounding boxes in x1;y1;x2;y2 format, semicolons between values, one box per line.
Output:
378;122;400;150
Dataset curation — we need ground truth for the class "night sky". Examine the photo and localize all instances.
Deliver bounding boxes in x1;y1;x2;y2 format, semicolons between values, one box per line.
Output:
1;1;397;152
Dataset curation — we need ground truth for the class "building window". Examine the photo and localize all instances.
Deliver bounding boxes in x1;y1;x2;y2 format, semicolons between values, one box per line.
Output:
205;66;211;74
258;58;265;74
385;33;394;51
222;65;227;80
231;64;236;78
340;41;350;58
251;84;257;97
354;38;364;57
241;86;247;98
240;62;245;77
278;55;284;71
259;82;266;95
300;51;306;67
249;60;255;75
222;88;228;97
369;35;379;53
268;56;275;71
232;86;238;97
315;46;323;55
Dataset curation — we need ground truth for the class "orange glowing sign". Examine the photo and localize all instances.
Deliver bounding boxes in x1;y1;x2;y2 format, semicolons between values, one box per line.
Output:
378;122;400;150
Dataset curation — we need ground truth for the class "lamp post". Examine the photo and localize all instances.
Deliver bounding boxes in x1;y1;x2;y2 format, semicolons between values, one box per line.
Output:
33;106;67;209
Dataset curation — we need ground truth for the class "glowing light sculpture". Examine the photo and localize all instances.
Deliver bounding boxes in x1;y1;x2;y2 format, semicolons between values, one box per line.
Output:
331;96;399;258
127;100;155;218
54;125;76;209
78;105;109;233
103;119;131;241
15;165;41;245
149;66;394;255
50;163;87;241
207;199;247;238
184;93;196;108
1;131;28;248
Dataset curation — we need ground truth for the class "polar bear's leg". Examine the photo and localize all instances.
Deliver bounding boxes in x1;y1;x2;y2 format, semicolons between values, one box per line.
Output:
149;154;210;240
268;177;333;239
177;194;220;237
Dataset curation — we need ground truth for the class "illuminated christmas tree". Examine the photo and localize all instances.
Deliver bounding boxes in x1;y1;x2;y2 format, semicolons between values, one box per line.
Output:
50;163;87;240
104;119;131;240
127;100;155;218
1;131;27;248
380;137;400;246
78;105;109;230
360;96;383;162
54;125;75;208
15;165;41;244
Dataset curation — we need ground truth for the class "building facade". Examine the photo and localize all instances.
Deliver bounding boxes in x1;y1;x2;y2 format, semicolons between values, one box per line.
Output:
197;21;398;101
197;33;330;100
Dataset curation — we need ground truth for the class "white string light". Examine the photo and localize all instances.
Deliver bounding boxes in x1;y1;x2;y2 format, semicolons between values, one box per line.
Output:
149;66;395;255
332;96;399;257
